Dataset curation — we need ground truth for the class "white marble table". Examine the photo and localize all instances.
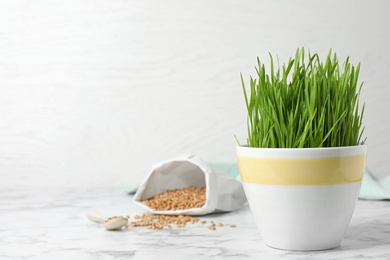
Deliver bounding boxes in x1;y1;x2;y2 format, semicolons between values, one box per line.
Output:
1;187;389;260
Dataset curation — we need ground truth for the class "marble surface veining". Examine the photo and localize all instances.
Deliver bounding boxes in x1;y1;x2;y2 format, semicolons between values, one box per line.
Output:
1;188;390;260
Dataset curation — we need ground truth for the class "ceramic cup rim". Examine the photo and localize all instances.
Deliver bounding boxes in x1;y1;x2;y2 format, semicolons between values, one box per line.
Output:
237;144;367;159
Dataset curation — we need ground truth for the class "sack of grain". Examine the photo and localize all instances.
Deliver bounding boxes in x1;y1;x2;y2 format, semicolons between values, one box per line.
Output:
133;154;246;215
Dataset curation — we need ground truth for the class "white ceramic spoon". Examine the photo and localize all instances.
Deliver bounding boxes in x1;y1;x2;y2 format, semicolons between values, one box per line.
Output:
87;212;128;230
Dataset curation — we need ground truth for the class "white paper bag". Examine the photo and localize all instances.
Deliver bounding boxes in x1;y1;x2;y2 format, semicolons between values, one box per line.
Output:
133;154;247;215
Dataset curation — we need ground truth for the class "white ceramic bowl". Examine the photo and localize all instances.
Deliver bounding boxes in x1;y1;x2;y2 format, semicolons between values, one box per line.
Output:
237;145;367;251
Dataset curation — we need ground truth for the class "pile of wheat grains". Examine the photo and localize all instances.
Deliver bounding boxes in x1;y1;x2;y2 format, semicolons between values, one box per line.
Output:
142;186;206;211
119;186;236;231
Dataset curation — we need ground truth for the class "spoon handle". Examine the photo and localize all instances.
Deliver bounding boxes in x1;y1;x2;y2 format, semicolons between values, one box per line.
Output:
87;212;106;223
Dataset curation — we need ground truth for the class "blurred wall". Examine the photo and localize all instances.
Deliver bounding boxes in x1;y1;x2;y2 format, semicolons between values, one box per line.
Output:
0;0;389;189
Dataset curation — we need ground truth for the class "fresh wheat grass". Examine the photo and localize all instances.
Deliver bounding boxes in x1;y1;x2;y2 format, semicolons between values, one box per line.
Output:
241;48;366;148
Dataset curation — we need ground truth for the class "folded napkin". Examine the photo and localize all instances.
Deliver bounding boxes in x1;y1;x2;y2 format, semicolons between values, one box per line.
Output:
209;163;390;200
359;169;390;200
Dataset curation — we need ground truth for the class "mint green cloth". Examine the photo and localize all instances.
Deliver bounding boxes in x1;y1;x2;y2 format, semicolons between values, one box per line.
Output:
359;169;390;200
210;163;390;200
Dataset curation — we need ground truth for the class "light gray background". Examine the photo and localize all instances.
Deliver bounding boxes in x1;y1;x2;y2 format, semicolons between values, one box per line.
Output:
0;0;389;189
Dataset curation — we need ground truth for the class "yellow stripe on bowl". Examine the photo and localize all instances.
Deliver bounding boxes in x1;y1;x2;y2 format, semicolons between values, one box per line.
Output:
238;155;366;185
